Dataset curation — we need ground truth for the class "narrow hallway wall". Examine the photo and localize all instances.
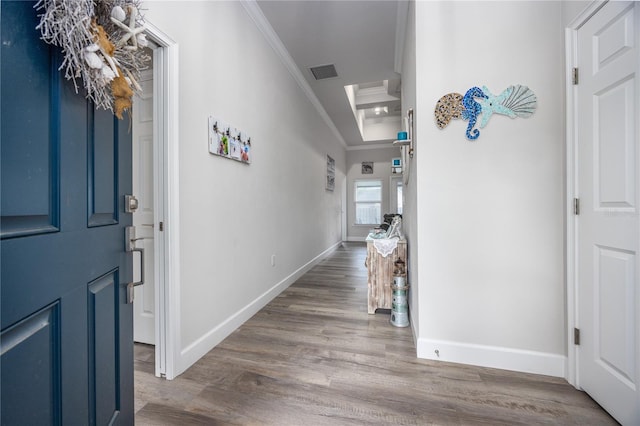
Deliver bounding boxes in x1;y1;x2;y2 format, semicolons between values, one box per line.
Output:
145;1;346;376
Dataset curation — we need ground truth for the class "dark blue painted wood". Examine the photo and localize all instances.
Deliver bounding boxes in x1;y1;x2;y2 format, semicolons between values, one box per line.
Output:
88;270;120;425
88;108;119;227
1;2;134;425
0;303;61;425
0;0;59;238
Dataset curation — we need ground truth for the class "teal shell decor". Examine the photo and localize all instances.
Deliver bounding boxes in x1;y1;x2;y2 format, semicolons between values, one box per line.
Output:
478;86;515;129
501;85;537;118
434;84;537;140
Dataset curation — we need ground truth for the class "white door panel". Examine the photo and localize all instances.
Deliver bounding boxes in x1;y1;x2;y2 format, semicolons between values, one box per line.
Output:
577;2;639;424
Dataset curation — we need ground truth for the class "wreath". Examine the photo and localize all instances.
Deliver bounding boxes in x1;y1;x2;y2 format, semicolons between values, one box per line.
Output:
35;0;150;119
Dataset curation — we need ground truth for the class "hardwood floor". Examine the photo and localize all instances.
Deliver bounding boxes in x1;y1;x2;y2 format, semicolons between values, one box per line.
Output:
134;242;616;425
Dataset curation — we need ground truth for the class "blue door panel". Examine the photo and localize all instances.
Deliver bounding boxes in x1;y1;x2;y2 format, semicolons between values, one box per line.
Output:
1;2;134;424
59;287;90;425
88;270;120;426
0;1;59;238
88;109;119;227
0;303;61;425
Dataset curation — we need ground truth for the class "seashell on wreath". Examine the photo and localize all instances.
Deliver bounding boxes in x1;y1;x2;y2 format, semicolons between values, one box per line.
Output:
35;0;151;119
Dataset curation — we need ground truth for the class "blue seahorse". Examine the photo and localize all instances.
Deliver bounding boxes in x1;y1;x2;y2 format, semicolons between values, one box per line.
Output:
461;87;487;140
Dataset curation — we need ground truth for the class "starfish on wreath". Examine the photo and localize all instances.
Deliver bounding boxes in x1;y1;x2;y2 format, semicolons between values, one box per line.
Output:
110;5;146;51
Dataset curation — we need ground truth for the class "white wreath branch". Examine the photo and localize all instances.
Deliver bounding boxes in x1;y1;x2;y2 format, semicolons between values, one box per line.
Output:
35;0;150;117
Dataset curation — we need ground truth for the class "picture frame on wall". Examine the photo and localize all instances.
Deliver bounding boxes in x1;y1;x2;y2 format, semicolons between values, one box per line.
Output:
208;116;252;164
326;155;335;191
362;161;373;174
392;157;402;174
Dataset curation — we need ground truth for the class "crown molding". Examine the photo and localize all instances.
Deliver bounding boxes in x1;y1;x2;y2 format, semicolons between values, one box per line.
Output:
240;0;348;149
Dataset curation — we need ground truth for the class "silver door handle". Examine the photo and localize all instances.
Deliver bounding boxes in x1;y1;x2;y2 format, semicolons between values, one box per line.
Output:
126;248;144;304
125;226;145;304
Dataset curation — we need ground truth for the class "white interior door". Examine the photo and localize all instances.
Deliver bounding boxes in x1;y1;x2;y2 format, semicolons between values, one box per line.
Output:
576;2;639;424
132;67;156;345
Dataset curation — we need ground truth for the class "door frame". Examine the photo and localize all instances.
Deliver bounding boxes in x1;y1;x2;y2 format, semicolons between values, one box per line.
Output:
564;0;607;388
389;175;403;215
142;21;181;380
341;178;347;241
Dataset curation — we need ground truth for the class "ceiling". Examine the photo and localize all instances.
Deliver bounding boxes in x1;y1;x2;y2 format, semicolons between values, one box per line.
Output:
257;1;407;148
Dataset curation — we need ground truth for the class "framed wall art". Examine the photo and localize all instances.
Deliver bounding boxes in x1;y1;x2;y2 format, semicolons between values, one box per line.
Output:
208;116;251;164
326;155;335;191
362;161;373;174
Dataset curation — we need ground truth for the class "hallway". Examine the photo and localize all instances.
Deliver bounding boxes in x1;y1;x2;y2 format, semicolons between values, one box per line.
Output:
134;243;615;425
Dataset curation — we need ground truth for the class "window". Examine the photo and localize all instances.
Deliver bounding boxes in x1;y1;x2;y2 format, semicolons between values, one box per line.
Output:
355;179;382;225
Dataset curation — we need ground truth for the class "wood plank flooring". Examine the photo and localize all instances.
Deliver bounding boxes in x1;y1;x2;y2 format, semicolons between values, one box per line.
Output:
134;242;617;425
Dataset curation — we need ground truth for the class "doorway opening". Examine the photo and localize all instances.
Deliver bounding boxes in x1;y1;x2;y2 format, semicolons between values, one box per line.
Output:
131;22;178;379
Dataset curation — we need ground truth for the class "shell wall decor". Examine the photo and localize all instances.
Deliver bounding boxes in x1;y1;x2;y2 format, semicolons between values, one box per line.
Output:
434;84;537;141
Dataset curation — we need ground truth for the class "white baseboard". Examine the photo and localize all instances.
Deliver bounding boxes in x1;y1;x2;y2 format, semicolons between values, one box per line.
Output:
416;338;566;378
175;240;343;377
346;236;366;242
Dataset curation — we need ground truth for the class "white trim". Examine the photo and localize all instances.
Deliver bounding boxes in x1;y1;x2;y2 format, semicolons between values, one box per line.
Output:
143;21;181;381
394;1;409;74
341;178;348;242
564;0;608;390
150;41;166;377
174;241;343;377
346;143;397;152
417;338;566;378
389;175;403;214
564;25;578;388
240;0;347;150
410;312;418;346
164;39;181;382
567;0;607;29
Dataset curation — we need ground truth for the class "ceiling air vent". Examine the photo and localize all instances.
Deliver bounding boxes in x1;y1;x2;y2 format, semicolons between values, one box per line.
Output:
309;64;338;80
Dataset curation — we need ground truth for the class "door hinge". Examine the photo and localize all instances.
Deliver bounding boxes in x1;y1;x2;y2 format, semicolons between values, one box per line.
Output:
573;197;580;215
572;67;579;85
159;221;164;232
574;327;580;345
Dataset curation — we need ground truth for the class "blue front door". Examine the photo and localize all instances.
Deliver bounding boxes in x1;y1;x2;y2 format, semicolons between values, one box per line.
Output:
1;2;134;424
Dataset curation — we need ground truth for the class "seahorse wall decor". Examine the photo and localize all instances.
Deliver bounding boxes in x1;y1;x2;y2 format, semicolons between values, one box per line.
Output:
434;84;537;141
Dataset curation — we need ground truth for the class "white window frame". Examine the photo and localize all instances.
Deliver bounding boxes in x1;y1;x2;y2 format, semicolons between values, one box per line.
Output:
354;179;382;225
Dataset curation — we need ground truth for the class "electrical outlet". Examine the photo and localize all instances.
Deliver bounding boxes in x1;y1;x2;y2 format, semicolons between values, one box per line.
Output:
271;254;276;267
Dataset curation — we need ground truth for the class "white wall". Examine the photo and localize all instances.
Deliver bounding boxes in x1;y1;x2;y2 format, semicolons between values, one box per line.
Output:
362;116;402;142
346;147;402;240
145;1;345;376
412;1;565;376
